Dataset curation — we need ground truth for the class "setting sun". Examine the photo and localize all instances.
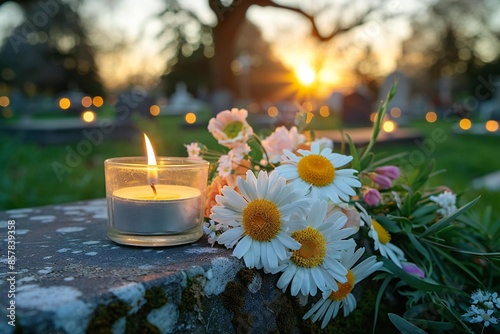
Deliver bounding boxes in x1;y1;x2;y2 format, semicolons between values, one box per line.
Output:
296;65;316;87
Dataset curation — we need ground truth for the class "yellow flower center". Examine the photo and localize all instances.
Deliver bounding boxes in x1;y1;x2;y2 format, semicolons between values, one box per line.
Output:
223;121;244;139
242;199;281;242
329;270;355;301
372;220;391;244
297;154;335;187
290;227;327;268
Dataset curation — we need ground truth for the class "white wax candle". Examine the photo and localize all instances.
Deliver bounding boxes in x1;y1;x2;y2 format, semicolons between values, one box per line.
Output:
108;185;202;234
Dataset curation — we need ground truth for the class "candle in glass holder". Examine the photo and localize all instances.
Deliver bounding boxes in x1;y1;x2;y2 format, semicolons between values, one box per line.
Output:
104;135;209;247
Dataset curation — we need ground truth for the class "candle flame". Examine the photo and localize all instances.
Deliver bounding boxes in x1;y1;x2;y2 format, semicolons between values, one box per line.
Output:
144;133;157;166
144;133;158;188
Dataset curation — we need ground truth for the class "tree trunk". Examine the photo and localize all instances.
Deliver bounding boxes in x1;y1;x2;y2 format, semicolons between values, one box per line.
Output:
209;0;253;96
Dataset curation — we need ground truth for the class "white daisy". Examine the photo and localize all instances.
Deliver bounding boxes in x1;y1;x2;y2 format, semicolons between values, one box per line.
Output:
360;210;406;268
210;170;309;273
276;201;356;297
303;247;383;329
275;142;361;203
356;202;406;268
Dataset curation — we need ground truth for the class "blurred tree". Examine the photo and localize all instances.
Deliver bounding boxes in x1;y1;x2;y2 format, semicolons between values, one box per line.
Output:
0;0;104;96
157;0;387;97
400;0;500;79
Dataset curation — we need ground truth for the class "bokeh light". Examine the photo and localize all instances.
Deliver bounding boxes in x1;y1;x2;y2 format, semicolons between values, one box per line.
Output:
185;112;196;124
306;112;314;124
150;105;160;116
247;102;259;113
485;120;498;132
390;107;401;118
319;106;330;117
459;118;472;130
383;120;397;133
302;101;313;112
267;106;279;118
425;111;437;123
82;111;95;123
93;96;104;107
0;96;10;107
81;96;92;108
370;112;377;122
59;98;71;110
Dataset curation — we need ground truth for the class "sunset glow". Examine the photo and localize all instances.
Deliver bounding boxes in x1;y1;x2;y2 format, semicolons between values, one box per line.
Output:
296;65;316;87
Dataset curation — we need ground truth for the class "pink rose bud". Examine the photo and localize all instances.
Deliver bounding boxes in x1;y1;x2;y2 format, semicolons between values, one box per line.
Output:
369;173;392;189
363;188;381;206
402;262;425;279
375;166;400;180
327;203;361;233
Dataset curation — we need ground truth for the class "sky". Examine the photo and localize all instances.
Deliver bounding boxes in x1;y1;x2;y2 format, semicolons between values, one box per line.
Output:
0;0;421;92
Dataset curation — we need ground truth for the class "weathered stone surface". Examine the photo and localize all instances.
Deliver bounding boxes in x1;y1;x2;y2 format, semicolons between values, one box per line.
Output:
0;200;307;334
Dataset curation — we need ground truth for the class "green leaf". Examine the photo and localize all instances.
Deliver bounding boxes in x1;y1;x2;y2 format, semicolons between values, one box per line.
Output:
382;258;457;293
411;161;434;192
373;276;393;334
411;204;439;219
388;313;428;334
401;193;413;217
428;244;483;285
346;133;360;171
411;215;437;227
419;197;480;238
404;225;430;259
374;215;401;233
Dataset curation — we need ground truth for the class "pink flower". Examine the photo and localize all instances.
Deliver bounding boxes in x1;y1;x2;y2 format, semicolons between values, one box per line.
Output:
208;108;253;148
184;142;202;160
261;126;305;163
363;188;381;206
217;154;233;178
402;262;425;279
369;172;392;189
205;176;239;217
375;166;400;180
327;203;361;233
229;143;250;161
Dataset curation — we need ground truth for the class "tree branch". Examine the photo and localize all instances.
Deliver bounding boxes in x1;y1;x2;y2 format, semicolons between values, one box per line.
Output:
253;0;376;42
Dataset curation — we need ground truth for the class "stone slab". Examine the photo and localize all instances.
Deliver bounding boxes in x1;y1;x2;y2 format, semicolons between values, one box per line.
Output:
0;200;304;333
308;127;423;147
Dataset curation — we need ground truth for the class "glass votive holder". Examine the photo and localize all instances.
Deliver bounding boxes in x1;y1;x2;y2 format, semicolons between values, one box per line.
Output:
104;157;209;247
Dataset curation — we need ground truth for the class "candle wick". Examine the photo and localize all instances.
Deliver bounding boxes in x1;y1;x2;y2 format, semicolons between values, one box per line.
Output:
150;183;157;200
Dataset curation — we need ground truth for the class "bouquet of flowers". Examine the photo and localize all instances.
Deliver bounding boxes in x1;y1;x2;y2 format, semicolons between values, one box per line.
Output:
185;84;500;333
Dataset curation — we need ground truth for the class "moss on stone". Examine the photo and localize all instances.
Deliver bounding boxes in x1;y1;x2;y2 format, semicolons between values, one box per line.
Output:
179;277;196;313
124;286;173;334
145;287;168;309
179;275;205;316
273;294;297;333
86;299;131;334
221;269;254;332
238;268;255;286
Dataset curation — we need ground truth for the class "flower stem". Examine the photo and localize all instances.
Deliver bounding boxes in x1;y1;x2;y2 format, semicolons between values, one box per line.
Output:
359;81;398;164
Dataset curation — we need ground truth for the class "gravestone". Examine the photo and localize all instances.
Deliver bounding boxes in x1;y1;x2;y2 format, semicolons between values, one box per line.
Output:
342;88;373;127
164;82;205;115
210;89;234;115
479;78;500;121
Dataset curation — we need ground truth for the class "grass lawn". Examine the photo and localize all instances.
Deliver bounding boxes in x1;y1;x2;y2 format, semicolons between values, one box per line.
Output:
1;114;499;220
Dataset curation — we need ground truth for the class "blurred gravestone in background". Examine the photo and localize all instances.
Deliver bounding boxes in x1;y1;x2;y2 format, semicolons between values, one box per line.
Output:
342;88;373;127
